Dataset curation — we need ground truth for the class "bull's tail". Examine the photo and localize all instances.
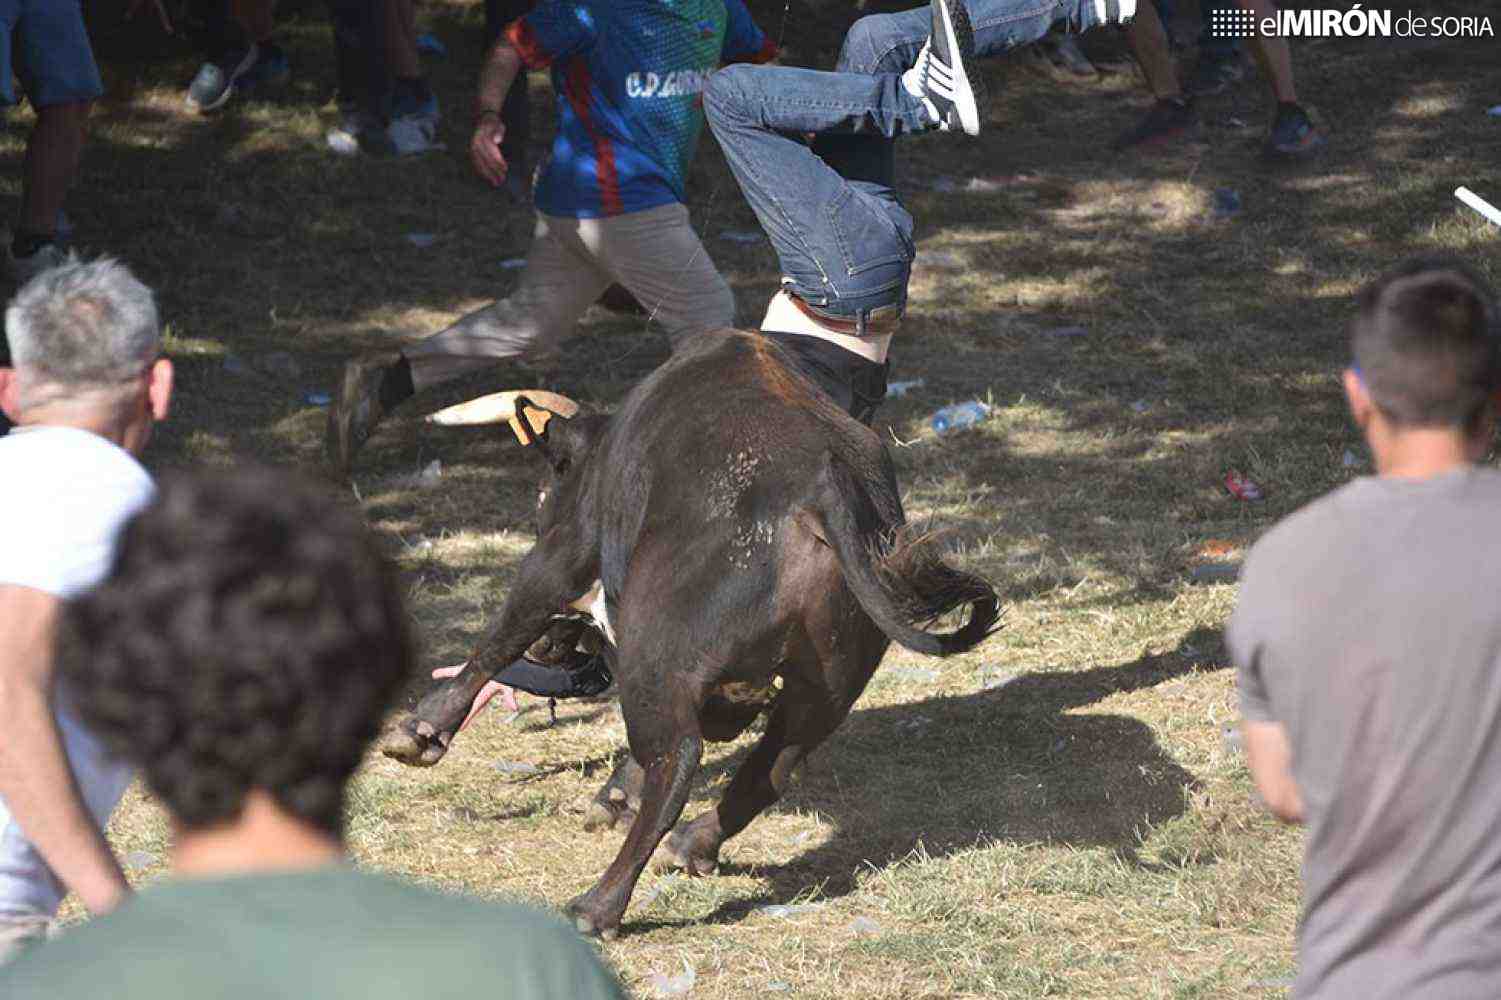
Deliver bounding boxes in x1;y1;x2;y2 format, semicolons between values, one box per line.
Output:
815;451;1000;656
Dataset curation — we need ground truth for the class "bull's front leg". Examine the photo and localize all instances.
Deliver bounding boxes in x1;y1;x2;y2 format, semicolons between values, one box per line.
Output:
566;732;703;938
383;534;596;767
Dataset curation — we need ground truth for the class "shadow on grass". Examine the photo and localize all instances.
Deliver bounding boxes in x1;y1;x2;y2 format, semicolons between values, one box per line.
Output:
614;626;1223;932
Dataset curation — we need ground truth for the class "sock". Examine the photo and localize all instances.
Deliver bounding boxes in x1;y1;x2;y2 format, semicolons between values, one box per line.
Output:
378;356;415;411
11;230;54;259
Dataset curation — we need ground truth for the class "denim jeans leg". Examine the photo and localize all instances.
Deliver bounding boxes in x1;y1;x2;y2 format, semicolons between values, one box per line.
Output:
829;0;1107;180
704;64;922;317
835;0;1108;76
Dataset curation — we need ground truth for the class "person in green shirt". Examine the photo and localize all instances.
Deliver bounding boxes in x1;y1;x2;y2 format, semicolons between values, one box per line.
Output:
0;465;624;1000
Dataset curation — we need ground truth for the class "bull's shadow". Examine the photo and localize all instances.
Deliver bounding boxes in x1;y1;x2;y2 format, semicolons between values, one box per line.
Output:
654;625;1223;926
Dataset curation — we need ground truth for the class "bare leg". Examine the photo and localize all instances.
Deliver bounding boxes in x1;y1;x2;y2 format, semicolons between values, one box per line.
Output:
1238;0;1296;102
1123;3;1183;101
567;732;702;937
1111;4;1196;151
21;103;89;239
662;684;846;875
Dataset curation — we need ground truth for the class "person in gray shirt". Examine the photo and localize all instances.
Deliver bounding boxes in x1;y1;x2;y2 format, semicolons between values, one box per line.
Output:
1228;256;1501;999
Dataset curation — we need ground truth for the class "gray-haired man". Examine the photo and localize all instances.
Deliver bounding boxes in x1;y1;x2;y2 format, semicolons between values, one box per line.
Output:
0;258;172;962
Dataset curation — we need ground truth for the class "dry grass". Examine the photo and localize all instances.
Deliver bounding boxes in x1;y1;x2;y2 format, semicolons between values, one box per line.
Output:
24;1;1500;996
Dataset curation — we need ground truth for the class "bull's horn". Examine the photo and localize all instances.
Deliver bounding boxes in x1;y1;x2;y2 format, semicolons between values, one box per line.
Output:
425;389;580;446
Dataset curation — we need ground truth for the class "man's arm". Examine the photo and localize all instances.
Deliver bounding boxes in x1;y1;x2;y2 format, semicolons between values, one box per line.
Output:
470;38;524;186
1243;719;1305;824
0;585;129;914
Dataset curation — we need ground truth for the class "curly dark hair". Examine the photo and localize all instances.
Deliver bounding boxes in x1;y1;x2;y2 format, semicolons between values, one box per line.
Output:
58;466;414;836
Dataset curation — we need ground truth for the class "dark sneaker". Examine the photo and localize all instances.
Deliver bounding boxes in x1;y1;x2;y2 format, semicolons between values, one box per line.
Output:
1184;55;1245;97
484;612;615;700
493;652;614;700
921;0;982;135
1022;34;1098;81
1112;96;1198;151
1044;34;1098;77
185;42;261;113
326;351;402;475
1266;103;1326;157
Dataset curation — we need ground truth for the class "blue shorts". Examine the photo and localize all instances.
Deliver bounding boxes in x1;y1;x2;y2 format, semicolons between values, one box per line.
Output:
0;0;102;108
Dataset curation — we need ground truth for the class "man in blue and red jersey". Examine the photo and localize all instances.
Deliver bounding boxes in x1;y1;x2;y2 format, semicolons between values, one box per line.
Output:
326;0;775;474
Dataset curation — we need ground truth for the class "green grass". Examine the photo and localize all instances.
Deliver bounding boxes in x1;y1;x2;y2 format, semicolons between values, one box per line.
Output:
26;1;1501;996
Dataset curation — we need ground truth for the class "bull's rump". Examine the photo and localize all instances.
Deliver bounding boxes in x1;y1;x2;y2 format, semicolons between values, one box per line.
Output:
590;330;882;664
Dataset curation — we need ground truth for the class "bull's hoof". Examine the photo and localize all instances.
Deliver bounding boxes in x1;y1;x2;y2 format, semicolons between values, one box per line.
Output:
565;895;620;940
658;827;720;877
379;715;451;767
583;800;636;832
583;785;639;832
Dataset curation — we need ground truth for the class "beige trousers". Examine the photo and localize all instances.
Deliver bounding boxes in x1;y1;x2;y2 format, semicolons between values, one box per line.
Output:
406;202;735;390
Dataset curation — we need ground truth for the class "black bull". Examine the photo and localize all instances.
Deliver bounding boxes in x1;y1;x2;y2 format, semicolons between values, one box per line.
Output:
383;329;1000;937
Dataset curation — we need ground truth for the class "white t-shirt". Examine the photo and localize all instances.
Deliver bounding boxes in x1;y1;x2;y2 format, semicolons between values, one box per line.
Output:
0;426;155;921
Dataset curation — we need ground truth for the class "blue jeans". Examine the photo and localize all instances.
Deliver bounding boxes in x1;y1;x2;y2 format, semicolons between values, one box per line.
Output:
704;64;927;321
818;0;1124;199
834;0;1115;76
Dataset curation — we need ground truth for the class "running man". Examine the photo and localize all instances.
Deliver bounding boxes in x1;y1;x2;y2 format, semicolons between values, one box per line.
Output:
326;0;775;474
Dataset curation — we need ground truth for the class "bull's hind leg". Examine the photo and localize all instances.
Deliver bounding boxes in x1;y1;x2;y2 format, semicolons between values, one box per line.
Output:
566;728;702;938
565;615;706;937
661;674;864;877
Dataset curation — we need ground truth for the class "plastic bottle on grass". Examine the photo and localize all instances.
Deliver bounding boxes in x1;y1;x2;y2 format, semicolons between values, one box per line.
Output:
930;400;990;435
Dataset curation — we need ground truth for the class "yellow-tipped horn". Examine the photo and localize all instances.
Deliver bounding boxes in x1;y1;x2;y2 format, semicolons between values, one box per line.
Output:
425;389;580;446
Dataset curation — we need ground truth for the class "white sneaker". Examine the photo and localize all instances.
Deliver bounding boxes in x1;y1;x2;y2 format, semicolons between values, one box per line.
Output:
1092;0;1138;25
327;108;369;156
906;0;982;136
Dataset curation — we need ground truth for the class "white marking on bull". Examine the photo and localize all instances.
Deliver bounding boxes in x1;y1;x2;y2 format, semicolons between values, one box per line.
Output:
572;581;614;646
567;580;616;645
